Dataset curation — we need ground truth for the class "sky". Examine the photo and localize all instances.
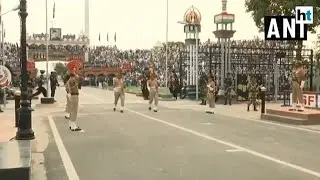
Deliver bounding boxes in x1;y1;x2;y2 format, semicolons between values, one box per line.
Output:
1;0;319;70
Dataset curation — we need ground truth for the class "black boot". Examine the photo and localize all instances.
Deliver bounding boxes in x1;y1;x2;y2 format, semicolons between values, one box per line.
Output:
254;106;258;111
200;99;206;105
247;105;250;111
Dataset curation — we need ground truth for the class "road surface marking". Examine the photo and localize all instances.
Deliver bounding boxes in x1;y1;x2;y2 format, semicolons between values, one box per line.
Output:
48;115;80;180
85;87;320;135
226;149;244;152
227;115;320;135
126;108;320;178
202;122;213;125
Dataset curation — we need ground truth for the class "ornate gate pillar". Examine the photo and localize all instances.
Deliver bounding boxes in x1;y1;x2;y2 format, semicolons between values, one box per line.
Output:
213;0;235;95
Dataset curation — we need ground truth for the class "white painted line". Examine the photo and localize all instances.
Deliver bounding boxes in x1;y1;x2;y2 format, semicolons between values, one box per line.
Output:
226;149;244;152
82;88;320;135
202;122;213;125
48;115;80;180
223;114;320;135
126;108;320;178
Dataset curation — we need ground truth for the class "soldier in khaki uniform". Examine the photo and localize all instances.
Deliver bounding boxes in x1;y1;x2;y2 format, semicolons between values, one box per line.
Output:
148;68;158;112
206;75;215;114
67;72;81;131
113;69;125;113
247;77;259;111
289;63;306;111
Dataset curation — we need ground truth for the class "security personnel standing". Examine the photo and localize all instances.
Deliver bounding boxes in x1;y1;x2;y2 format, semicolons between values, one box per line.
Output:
141;70;149;100
199;72;208;105
247;77;258;111
206;75;216;114
50;72;59;99
289;62;306;111
66;72;82;131
224;73;233;105
168;70;179;99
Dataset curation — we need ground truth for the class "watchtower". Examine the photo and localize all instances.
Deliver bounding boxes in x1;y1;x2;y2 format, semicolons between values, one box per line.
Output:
213;0;235;89
182;6;201;86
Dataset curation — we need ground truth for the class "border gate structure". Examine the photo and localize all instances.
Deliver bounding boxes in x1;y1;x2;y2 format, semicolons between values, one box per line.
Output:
180;43;314;101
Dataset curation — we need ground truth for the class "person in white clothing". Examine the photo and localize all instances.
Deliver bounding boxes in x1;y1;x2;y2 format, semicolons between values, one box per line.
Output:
113;69;125;113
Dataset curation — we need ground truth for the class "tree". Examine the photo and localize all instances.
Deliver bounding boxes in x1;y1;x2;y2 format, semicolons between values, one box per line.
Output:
245;0;320;61
54;62;67;77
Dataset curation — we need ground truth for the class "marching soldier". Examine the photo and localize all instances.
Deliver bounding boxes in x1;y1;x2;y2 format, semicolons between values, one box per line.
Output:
247;77;258;111
148;68;159;112
113;69;125;113
289;63;306;111
206;75;215;114
66;71;81;131
32;71;47;98
168;70;179;99
199;71;208;105
224;73;233;105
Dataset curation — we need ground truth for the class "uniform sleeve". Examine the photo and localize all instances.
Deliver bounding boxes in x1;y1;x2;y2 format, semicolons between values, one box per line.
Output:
113;78;116;87
297;69;306;81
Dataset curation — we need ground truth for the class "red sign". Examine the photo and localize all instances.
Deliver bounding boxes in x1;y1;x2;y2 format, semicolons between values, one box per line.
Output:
121;61;131;71
303;94;315;107
67;60;82;71
27;58;35;71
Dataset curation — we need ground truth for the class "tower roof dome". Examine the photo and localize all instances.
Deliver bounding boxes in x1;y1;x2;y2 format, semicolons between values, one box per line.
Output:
183;6;201;24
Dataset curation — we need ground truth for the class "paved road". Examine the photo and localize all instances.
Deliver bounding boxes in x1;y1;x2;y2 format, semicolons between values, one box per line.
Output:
43;87;320;180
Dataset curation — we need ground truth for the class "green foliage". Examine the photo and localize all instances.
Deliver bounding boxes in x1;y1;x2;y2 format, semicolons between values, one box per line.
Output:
245;0;320;62
245;0;320;32
54;62;67;77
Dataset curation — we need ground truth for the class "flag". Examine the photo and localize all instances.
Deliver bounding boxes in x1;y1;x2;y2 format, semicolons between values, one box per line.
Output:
98;33;100;41
114;32;116;42
53;2;55;19
107;33;109;42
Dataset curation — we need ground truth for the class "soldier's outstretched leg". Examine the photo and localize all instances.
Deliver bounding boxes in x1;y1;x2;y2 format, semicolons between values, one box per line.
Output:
297;85;304;112
119;92;125;113
113;90;120;111
69;94;81;131
148;90;154;111
206;93;215;114
65;94;71;119
153;90;159;112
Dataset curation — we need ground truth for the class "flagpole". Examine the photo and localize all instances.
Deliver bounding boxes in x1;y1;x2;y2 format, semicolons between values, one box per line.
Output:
165;0;168;88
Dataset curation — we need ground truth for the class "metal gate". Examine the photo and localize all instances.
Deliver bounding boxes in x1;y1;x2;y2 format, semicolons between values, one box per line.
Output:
179;44;314;101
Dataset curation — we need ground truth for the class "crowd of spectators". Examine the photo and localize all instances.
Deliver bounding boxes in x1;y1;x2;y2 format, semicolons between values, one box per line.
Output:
1;38;305;88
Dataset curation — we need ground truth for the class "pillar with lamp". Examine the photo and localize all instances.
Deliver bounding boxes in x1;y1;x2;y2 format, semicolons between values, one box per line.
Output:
177;6;201;100
16;0;35;140
213;0;236;104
